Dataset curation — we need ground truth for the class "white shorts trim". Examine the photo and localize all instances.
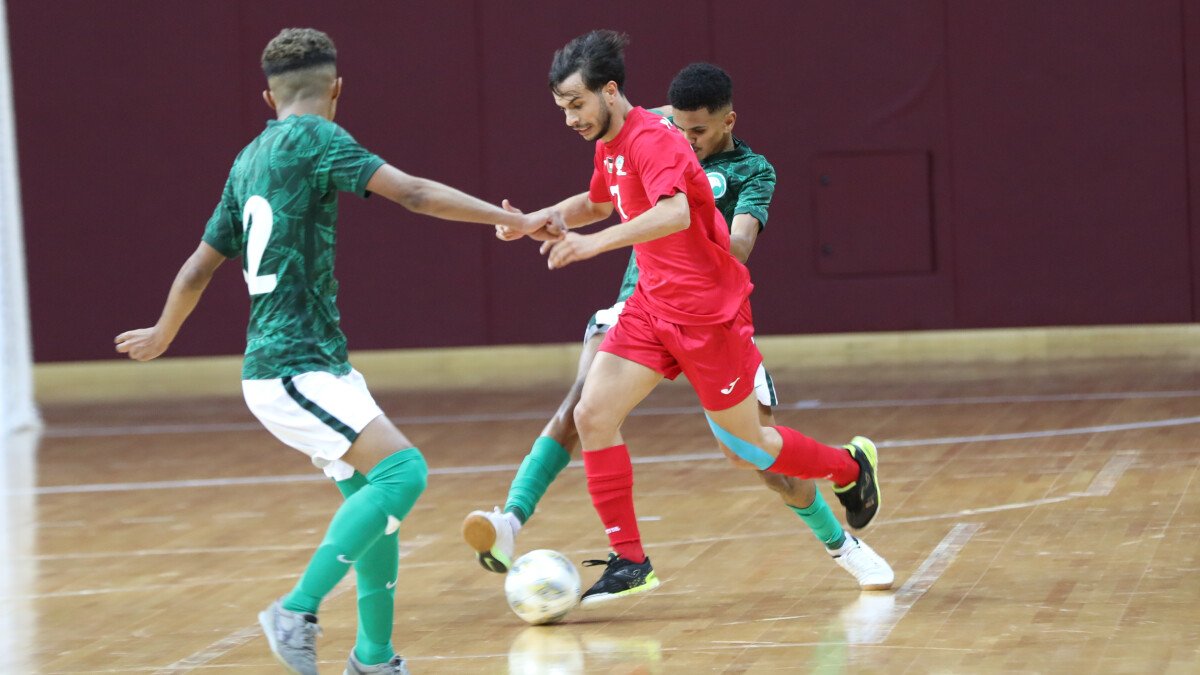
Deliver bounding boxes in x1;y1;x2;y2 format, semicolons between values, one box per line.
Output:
242;368;383;481
584;300;626;343
754;361;777;407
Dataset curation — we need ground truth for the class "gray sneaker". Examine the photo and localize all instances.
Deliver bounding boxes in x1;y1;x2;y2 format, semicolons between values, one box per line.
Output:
258;597;322;675
345;652;410;674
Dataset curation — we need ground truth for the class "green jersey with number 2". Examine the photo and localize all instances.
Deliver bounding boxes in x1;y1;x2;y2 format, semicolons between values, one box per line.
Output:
202;115;386;380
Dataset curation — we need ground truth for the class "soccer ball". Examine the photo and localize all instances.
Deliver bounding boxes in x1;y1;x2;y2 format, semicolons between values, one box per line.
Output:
504;549;582;625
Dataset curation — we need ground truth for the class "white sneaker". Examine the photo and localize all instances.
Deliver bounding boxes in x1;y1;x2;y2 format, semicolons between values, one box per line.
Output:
462;507;516;573
830;534;894;590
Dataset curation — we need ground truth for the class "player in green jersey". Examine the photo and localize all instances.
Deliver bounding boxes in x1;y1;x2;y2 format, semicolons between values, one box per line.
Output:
115;28;561;675
463;62;892;592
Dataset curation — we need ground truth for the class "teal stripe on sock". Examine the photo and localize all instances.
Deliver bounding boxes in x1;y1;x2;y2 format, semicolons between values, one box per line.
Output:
788;491;846;550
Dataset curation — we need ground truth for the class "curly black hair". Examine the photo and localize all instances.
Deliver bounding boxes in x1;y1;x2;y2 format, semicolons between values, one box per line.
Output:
668;63;733;113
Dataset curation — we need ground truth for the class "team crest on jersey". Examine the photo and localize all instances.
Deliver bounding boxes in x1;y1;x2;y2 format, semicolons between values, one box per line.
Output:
707;171;728;198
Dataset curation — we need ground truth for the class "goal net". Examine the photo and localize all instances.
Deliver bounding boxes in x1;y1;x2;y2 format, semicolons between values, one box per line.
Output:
0;0;38;436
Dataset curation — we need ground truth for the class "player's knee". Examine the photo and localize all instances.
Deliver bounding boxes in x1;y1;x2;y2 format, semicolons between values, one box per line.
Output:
705;414;775;470
572;399;613;441
403;448;429;495
717;441;760;470
373;448;428;497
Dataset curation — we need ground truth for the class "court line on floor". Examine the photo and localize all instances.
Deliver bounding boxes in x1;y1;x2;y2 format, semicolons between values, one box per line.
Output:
853;522;982;644
9;452;726;496
881;419;1200;447
150;539;428;675
22;421;1151;670
13;414;1194;496
1079;450;1139;497
150;584;351;675
38;642;989;674
39;388;1200;438
5;573;305;600
881;451;1139;526
29;544;319;561
14;456;1135;594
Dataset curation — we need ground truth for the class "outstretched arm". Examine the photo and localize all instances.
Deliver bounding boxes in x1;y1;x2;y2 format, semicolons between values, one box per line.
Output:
366;164;563;235
495;192;614;242
115;241;226;361
552;191;615;229
541;191;690;269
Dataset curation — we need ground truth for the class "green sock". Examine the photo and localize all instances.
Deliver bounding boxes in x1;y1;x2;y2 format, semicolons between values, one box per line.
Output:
334;473;399;666
284;448;427;615
788;490;846;550
504;437;571;523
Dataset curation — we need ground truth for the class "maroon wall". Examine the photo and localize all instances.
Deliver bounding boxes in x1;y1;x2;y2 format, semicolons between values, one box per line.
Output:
9;1;1197;363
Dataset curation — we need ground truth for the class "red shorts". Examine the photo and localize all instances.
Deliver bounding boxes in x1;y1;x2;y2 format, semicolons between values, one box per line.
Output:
599;293;762;411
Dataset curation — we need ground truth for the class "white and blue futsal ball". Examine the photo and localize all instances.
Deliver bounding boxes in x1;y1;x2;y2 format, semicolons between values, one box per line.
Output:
504;549;582;625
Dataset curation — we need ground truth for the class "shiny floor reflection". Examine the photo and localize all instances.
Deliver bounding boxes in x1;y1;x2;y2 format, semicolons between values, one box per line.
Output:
13;355;1200;672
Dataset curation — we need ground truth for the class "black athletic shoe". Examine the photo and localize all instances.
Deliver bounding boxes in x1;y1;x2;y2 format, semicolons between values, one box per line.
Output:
832;436;881;529
579;553;660;607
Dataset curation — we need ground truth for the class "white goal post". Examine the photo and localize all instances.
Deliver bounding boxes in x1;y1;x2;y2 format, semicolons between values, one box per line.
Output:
0;0;38;436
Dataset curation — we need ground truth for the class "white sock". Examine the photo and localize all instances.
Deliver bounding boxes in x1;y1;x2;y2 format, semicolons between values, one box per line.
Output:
829;533;857;557
504;511;523;535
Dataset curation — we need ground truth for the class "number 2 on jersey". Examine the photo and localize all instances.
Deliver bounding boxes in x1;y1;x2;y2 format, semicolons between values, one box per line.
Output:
242;195;277;295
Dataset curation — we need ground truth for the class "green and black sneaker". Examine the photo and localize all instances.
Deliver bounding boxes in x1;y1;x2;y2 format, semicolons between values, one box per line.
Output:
579;553;660;607
832;436;881;529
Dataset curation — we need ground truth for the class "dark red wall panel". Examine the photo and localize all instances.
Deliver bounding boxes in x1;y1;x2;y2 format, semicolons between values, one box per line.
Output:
1185;0;1200;320
8;1;1199;362
946;2;1192;326
711;1;956;334
10;2;247;361
813;152;934;276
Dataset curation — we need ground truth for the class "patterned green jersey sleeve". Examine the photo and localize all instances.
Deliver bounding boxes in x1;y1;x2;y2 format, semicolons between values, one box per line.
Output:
734;162;776;231
319;124;387;198
201;175;244;259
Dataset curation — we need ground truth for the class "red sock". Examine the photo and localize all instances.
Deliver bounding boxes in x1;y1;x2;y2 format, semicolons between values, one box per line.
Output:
583;444;645;563
768;426;859;486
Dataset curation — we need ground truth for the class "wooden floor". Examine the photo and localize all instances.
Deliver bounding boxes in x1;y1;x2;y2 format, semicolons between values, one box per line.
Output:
5;350;1200;674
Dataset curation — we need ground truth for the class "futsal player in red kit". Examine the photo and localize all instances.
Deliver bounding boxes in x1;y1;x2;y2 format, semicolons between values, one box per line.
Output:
511;30;883;605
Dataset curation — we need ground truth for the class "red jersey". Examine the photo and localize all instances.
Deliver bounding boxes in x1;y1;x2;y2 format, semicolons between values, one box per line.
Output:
588;107;752;325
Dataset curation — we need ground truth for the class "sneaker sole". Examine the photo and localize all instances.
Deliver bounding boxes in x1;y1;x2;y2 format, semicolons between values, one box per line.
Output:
579;574;661;608
461;513;510;573
848;436;881;529
258;607;305;675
